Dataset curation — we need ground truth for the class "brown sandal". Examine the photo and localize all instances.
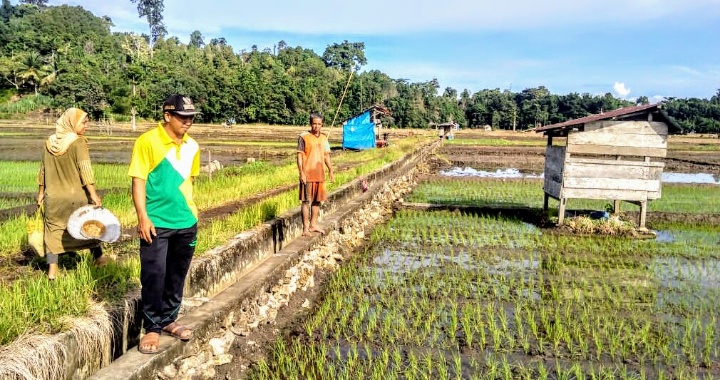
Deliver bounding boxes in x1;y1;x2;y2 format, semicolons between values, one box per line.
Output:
138;332;160;354
162;322;193;341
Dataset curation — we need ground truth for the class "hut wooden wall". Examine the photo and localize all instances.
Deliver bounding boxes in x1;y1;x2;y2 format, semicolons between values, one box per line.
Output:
566;121;669;157
562;158;664;201
560;120;667;202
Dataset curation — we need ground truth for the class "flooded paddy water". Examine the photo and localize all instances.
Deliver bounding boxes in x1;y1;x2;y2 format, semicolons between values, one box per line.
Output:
250;207;719;379
243;133;720;379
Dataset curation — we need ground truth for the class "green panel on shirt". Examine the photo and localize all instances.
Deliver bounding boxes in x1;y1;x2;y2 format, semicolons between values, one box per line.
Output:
146;158;196;228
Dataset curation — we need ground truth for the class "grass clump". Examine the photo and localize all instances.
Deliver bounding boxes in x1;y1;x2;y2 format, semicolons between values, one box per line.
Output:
559;215;636;236
0;258;94;345
0;95;54;117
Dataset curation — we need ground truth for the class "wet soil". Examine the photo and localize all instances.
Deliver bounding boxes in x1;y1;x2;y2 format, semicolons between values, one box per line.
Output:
212;269;332;380
0;121;424;164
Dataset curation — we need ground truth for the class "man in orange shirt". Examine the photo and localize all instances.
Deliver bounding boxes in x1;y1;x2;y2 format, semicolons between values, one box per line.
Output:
297;112;334;236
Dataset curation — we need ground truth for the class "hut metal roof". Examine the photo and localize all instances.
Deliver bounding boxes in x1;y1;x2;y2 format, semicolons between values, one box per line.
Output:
340;104;390;124
534;103;682;134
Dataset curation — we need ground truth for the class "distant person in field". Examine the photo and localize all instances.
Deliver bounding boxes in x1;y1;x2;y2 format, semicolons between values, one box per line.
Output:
129;94;201;354
36;107;107;280
297;112;334;237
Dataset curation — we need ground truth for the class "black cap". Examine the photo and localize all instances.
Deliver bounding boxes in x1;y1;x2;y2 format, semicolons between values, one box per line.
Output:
163;94;200;116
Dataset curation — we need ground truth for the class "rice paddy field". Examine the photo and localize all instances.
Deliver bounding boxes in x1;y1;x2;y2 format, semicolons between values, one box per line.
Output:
0;119;429;346
1;120;719;379
244;130;720;379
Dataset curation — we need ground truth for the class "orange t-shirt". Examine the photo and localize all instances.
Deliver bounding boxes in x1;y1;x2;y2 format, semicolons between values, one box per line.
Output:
297;131;330;182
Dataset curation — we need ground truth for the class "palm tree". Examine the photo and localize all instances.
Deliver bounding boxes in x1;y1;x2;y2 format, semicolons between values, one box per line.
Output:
18;51;51;95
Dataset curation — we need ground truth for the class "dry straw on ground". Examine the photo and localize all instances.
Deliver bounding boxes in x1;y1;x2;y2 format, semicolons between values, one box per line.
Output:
561;215;637;236
0;303;112;380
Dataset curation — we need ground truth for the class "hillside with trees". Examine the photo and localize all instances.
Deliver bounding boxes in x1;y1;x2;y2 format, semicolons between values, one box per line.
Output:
0;0;718;133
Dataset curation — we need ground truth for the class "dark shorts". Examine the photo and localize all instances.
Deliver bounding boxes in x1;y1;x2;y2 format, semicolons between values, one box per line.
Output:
299;181;327;203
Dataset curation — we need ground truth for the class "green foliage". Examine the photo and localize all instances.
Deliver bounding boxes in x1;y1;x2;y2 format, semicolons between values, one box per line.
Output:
21;0;48;6
665;97;720;134
0;257;94;344
188;30;203;48
130;0;166;45
322;40;367;71
0;94;52;116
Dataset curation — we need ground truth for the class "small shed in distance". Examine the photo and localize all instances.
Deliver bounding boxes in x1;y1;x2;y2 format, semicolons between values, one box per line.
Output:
534;103;682;228
342;105;390;150
435;121;458;140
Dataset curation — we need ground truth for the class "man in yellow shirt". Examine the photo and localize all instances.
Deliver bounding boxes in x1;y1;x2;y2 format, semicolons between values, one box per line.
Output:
128;94;200;354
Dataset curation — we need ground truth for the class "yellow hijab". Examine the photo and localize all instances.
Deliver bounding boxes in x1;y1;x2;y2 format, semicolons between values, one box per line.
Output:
46;108;88;156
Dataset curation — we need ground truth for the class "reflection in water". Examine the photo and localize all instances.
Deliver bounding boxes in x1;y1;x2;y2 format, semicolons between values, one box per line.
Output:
373;248;540;274
371;248;542;300
653;257;720;312
654;230;675;243
440;167;543;178
373;248;475;272
440;167;720;185
662;172;720;184
653;257;720;289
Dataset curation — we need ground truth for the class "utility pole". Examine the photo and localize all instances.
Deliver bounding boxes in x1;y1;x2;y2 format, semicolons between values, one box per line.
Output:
508;82;516;131
360;75;363;111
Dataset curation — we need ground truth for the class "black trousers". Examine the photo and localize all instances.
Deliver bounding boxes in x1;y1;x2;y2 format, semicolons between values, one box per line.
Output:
140;224;197;334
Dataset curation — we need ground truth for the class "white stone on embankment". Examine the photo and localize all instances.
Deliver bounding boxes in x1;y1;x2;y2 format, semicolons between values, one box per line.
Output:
208;331;234;356
211;354;233;366
174;350;212;379
159;364;177;379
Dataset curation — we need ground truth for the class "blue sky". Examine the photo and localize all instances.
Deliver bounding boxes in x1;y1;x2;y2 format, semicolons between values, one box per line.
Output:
42;0;720;100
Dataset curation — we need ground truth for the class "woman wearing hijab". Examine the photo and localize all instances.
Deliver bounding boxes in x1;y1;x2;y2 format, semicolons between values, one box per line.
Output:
36;108;107;280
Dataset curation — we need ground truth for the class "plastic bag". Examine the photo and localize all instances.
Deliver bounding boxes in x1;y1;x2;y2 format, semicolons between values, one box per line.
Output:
25;206;44;257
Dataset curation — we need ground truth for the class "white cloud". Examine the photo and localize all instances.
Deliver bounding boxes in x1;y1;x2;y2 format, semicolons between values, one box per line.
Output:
613;82;631;98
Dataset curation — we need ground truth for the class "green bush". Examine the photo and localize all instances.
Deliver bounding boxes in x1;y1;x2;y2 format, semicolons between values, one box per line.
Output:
0;95;54;114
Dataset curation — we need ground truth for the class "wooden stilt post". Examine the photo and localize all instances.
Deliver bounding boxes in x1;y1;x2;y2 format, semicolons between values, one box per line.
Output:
558;198;567;225
639;201;647;229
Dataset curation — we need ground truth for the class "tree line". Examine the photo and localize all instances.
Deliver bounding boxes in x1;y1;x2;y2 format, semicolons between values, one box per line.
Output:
1;1;719;133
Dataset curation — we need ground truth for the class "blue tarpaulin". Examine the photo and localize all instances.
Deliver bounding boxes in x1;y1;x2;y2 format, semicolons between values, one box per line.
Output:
342;111;375;150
